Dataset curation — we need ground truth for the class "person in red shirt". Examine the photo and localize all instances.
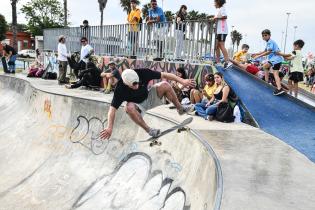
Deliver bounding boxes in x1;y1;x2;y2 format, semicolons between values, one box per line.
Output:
229;59;260;76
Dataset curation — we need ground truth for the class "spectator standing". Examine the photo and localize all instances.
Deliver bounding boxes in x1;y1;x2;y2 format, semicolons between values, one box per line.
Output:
1;41;17;73
233;44;249;63
252;29;285;96
57;35;69;85
127;0;141;57
80;20;91;42
277;40;305;97
211;0;229;67
146;0;166;58
174;5;187;60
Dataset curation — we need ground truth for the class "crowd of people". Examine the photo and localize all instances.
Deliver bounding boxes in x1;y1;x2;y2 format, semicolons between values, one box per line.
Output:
1;0;314;140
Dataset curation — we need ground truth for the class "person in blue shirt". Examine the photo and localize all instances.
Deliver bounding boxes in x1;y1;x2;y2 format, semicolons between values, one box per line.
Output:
146;0;166;58
146;0;166;24
252;29;285;96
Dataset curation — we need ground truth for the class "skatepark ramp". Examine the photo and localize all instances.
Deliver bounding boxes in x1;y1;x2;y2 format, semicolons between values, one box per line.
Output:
0;74;222;210
217;65;315;162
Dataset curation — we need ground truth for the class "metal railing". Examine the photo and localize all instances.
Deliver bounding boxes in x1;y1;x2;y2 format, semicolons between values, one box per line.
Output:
44;20;216;62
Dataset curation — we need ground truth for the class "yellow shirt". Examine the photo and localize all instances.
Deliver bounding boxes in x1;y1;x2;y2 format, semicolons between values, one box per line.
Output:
233;51;247;63
127;8;141;32
204;84;217;98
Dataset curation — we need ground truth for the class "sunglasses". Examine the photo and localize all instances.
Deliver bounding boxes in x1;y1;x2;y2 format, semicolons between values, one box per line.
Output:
132;82;139;86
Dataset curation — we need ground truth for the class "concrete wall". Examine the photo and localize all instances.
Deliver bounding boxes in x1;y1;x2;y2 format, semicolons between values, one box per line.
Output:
0;75;221;210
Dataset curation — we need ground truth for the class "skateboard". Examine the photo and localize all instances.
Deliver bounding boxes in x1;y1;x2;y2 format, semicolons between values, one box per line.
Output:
139;117;193;147
1;57;9;73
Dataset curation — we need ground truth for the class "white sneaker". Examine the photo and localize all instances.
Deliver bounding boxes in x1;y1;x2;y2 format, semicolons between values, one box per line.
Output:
148;128;160;138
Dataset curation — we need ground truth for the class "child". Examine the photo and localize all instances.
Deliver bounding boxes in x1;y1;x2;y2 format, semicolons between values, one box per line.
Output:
233;44;249;63
277;40;305;97
252;29;284;96
229;58;260;76
212;0;229;68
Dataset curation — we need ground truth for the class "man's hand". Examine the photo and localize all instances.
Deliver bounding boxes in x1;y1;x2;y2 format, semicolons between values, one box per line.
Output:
100;127;112;140
182;79;196;88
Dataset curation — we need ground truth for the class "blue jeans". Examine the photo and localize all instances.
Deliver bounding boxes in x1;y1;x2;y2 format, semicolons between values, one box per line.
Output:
8;55;17;72
195;100;218;119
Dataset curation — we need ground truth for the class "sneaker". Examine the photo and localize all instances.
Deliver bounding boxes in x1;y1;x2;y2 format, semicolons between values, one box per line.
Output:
148;128;160;138
177;104;194;115
104;88;111;94
273;88;285;96
65;84;72;89
223;61;229;68
206;115;214;121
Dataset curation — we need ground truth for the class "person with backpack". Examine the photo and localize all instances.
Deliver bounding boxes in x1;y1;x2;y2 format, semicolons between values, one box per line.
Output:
127;0;141;57
194;72;234;121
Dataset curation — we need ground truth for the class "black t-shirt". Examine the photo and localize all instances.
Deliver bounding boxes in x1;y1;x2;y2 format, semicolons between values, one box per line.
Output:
175;12;186;31
3;45;17;55
111;68;162;109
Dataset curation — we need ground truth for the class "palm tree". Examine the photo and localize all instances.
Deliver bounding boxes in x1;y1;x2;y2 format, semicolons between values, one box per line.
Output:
235;32;243;51
10;0;18;50
142;3;151;20
64;0;67;26
164;11;174;22
120;0;140;14
98;0;107;27
230;30;238;54
187;10;199;21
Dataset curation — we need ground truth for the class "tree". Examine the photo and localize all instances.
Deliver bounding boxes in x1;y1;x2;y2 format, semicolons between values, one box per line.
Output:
230;30;242;53
235;32;243;51
120;0;140;14
11;0;19;50
98;0;107;27
187;10;199;21
21;0;65;36
164;11;174;22
8;23;28;32
0;14;8;41
63;0;67;26
142;3;151;20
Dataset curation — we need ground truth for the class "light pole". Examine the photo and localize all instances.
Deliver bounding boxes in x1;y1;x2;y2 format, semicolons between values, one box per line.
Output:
280;31;284;50
162;0;164;9
283;12;291;53
293;26;298;41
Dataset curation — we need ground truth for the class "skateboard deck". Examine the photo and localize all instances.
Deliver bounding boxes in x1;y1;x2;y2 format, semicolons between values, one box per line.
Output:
139;117;193;147
1;57;9;73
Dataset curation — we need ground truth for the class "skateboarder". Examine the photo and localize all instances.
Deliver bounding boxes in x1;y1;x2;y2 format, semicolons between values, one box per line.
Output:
1;41;17;73
100;68;196;140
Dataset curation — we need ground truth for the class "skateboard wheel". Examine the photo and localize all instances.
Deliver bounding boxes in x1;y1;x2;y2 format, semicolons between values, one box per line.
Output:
150;142;153;147
158;142;162;146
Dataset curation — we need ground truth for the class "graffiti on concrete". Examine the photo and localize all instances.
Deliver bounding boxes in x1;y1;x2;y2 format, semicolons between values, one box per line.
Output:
72;152;190;210
44;99;52;119
100;56;214;88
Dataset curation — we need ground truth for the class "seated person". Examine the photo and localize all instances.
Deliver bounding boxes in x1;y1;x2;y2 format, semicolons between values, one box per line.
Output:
190;73;216;104
229;58;260;76
194;72;231;120
65;61;101;89
233;44;249;63
171;67;191;103
101;61;122;94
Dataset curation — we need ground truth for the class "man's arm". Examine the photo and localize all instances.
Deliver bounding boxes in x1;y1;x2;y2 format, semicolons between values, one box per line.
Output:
161;72;196;88
100;106;117;140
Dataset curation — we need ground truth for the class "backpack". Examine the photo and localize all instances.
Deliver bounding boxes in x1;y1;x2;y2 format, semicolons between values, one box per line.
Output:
215;102;235;123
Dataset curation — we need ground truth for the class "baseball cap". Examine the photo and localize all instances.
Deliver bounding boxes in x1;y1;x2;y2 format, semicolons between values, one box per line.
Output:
122;69;139;86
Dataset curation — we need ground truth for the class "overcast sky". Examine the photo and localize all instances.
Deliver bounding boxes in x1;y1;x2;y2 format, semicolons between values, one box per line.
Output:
1;0;314;54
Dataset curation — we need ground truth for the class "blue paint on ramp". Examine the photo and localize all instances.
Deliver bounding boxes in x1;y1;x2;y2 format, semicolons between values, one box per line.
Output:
217;66;315;162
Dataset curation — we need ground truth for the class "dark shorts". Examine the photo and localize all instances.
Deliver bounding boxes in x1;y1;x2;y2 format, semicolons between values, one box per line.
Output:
216;34;227;42
268;62;282;70
246;65;259;75
289;72;304;83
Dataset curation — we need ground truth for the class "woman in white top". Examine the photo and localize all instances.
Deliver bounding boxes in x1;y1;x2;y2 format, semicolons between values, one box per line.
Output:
211;0;229;68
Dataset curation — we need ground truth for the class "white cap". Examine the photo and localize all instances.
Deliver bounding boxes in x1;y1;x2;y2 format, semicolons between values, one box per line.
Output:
0;40;6;45
122;69;139;86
